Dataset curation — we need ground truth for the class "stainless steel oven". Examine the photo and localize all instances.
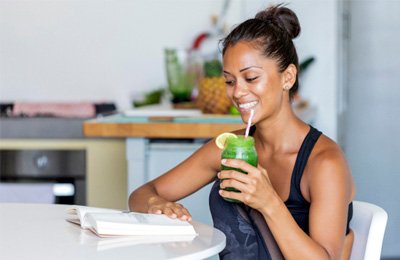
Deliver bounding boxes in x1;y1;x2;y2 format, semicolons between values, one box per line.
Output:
0;149;86;205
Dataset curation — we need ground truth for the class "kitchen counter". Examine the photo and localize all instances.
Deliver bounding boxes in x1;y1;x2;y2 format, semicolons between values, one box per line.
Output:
83;114;245;139
0;102;116;139
82;102;317;139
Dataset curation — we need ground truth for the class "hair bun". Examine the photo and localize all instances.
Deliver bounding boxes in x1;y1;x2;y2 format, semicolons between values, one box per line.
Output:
255;4;301;39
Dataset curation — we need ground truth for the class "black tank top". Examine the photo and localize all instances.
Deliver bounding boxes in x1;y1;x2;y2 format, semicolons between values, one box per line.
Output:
249;125;353;234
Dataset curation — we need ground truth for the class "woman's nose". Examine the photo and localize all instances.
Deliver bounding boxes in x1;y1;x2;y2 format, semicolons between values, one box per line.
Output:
233;82;248;99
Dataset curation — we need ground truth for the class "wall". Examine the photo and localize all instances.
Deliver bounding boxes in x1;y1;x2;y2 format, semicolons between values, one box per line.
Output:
0;0;339;139
0;0;243;109
243;0;340;139
344;1;400;257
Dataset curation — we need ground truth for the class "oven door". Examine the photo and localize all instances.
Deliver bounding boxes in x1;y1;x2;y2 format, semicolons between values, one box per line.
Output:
0;149;86;205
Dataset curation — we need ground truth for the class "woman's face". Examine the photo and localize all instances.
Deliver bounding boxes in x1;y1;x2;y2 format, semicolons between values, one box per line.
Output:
223;41;286;124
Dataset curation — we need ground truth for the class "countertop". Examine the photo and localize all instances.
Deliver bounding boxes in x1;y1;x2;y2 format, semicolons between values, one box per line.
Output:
0;102;117;139
83;113;245;139
82;102;317;139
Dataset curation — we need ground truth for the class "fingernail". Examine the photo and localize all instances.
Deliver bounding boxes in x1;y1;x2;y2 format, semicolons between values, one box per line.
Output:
221;159;227;164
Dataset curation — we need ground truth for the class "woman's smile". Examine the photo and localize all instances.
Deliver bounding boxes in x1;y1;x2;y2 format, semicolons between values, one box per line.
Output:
238;100;258;109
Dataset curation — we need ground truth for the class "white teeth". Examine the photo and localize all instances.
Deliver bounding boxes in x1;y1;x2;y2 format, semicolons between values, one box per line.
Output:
239;101;258;109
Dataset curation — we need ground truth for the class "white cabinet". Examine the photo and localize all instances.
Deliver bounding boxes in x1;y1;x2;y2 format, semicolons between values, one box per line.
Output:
126;138;214;225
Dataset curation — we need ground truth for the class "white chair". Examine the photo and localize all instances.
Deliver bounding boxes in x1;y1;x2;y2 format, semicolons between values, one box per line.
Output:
349;201;388;260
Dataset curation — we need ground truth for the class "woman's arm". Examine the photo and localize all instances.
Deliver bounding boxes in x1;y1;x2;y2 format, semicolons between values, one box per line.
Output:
129;138;221;220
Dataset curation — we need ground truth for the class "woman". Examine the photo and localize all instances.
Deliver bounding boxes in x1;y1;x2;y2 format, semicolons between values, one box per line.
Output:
129;4;355;259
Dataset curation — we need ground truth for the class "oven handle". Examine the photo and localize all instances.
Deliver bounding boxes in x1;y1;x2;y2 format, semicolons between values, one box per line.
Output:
53;183;75;197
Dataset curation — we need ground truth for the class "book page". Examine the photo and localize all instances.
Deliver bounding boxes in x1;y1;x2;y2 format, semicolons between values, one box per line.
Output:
65;206;122;228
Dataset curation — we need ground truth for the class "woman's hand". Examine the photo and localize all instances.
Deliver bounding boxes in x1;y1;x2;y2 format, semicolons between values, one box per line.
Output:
218;159;278;212
147;196;192;221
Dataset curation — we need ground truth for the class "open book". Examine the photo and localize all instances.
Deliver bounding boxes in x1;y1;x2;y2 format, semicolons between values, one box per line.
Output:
66;206;197;238
66;205;120;229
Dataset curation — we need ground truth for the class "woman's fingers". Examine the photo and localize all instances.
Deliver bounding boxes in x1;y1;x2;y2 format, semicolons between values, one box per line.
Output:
218;169;250;183
219;159;272;208
219;188;244;203
172;203;192;221
220;178;254;194
179;207;192;221
221;159;258;176
163;207;178;218
219;185;259;205
148;202;191;221
148;205;163;214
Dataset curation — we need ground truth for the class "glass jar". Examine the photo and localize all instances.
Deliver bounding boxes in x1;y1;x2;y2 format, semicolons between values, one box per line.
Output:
221;135;258;203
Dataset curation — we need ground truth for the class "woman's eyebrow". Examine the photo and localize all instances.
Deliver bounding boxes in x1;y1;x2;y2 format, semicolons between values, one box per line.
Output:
223;66;263;75
240;66;262;72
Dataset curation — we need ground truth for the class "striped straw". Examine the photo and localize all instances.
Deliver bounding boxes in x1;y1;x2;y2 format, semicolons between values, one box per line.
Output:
245;109;255;138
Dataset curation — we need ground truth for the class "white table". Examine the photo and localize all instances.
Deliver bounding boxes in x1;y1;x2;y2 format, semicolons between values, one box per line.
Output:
0;203;226;260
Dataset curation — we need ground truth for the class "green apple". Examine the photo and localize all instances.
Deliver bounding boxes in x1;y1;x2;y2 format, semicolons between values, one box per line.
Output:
229;106;240;115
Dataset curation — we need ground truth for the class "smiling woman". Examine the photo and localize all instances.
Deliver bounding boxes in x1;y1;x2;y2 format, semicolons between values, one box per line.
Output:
212;5;355;259
129;4;355;260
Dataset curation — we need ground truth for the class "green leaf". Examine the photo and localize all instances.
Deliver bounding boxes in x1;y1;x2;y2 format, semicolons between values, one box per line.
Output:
204;59;223;77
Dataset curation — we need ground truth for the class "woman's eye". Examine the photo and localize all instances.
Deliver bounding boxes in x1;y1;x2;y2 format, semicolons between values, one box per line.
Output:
246;77;258;82
225;80;235;86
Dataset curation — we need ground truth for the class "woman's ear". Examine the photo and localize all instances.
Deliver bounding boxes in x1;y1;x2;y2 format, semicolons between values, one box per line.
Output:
282;64;297;90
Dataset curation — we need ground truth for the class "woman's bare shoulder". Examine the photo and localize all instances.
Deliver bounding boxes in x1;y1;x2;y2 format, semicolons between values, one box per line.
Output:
306;133;354;201
310;134;348;168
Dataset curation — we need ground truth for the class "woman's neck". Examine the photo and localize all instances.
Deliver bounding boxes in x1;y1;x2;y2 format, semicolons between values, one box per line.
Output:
254;103;309;154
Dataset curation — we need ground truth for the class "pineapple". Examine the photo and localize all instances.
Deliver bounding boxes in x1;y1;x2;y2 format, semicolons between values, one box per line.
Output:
196;60;232;114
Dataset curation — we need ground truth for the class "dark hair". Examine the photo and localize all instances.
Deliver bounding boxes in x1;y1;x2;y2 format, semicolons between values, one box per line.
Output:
222;4;301;99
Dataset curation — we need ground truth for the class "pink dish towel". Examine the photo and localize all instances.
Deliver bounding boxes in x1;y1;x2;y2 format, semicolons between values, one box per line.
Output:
12;102;96;118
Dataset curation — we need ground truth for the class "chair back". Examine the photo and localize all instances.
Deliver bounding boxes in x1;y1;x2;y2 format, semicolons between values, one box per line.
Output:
349;201;388;260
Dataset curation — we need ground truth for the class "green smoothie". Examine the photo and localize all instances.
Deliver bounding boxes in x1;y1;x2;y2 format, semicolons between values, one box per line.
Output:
221;135;258;203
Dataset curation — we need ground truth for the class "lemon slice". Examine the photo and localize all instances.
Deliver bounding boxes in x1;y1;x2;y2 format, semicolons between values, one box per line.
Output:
215;132;237;149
